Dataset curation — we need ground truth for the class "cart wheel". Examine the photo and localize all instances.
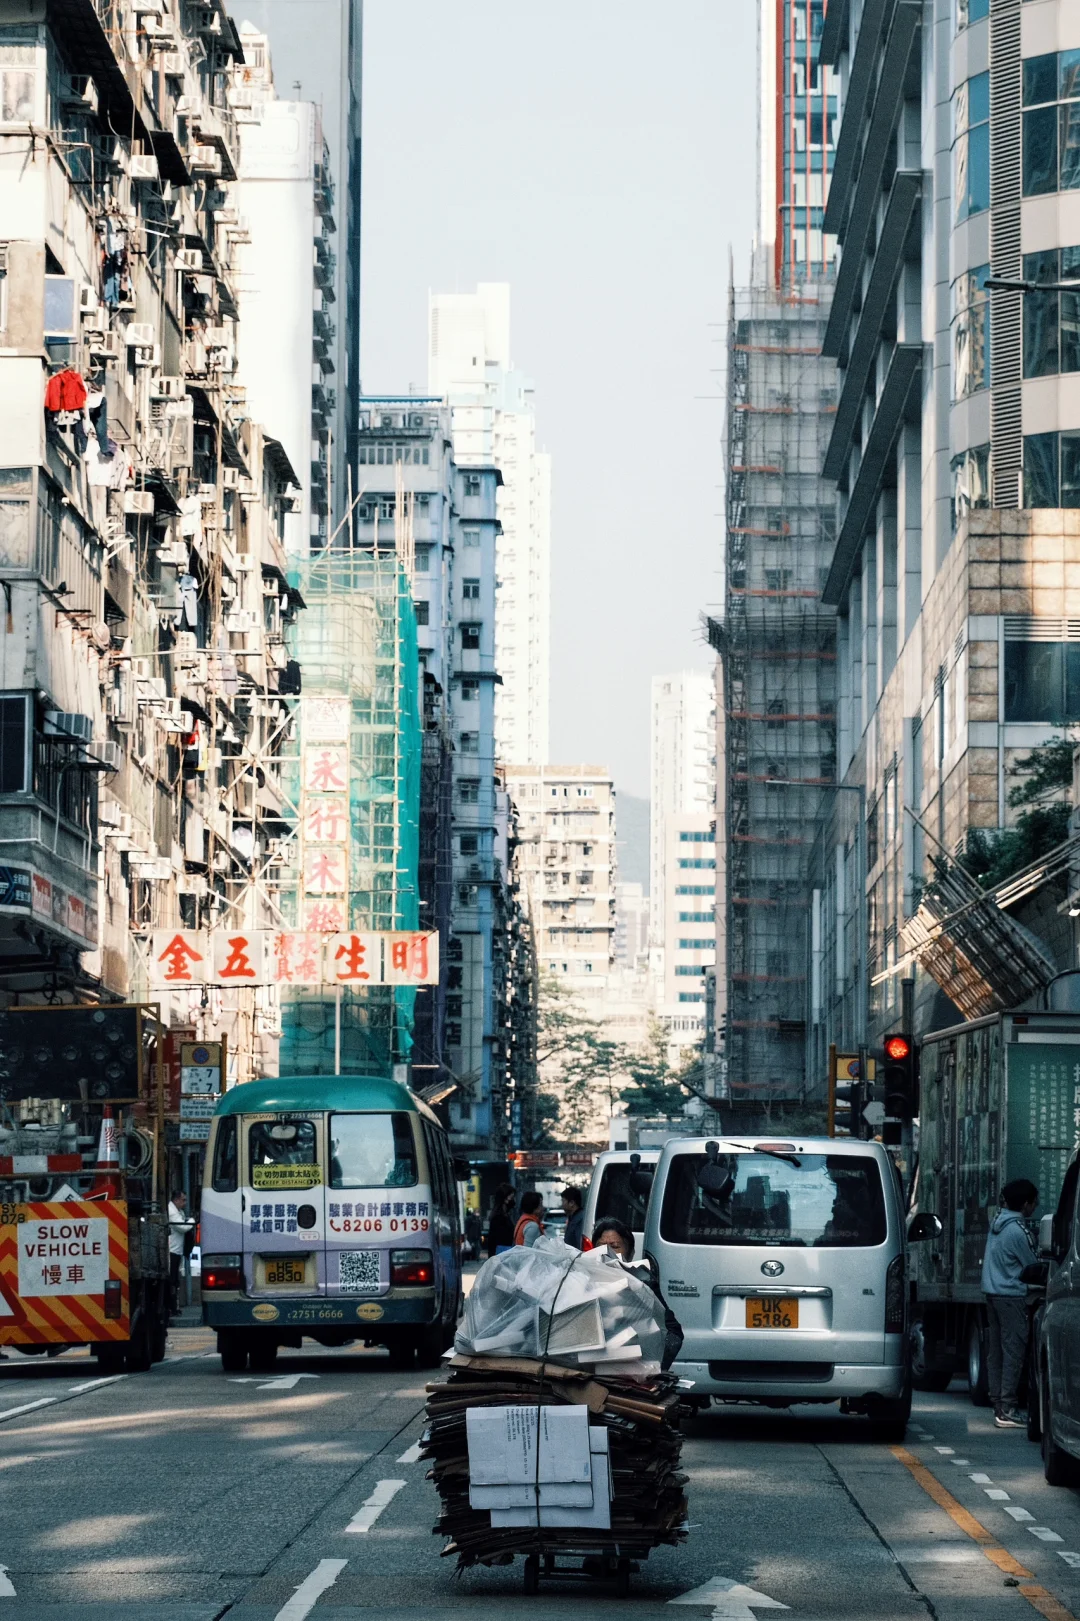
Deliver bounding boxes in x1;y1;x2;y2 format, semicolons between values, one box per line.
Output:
523;1553;540;1595
615;1557;631;1598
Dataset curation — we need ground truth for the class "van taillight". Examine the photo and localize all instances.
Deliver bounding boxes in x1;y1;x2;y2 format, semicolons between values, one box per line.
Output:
391;1249;433;1286
885;1254;905;1334
103;1279;122;1319
202;1253;243;1291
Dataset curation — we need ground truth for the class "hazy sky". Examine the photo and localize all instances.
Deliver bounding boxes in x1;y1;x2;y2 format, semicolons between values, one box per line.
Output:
361;2;758;798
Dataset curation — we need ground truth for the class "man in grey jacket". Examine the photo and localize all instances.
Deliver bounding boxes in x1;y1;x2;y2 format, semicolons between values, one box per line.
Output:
981;1178;1038;1428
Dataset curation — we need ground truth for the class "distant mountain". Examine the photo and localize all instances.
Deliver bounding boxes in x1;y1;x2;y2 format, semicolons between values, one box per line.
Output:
615;791;650;893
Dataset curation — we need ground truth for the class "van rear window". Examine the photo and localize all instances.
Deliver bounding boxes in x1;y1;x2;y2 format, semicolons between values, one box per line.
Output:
659;1152;887;1248
593;1163;653;1231
330;1112;417;1189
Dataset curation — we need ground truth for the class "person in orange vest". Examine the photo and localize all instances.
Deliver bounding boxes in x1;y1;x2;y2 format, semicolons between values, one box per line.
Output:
513;1190;545;1247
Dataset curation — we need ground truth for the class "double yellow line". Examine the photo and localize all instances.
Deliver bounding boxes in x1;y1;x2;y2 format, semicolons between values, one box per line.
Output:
891;1446;1076;1621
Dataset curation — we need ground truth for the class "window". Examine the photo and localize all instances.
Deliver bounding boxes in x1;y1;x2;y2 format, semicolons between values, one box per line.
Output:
464;474;481;496
460;622;481;650
459;731;478;753
458;777;480;803
1023;50;1080;196
678;993;705;1003
951;443;991;528
675;965;705;976
1003;639;1080;723
1022;246;1080;377
413;599;429;627
329;1112;417;1188
679;830;713;842
459;678;479;701
576;785;594;798
679;857;716;869
0;695;28;793
457;883;478;906
678;938;714;950
659;1151;887;1248
462;578;480;601
679;911;714;923
461;528;480;547
957;0;989;24
676;885;714;895
1023;431;1080;506
211;1117;237;1192
248;1119;317;1187
954;71;990;220
459;833;478;855
766;697;786;729
952;264;991;397
414;545;431;573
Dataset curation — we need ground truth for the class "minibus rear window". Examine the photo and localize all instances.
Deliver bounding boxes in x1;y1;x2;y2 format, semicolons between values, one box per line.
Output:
659;1152;887;1248
211;1117;237;1192
593;1164;652;1231
329;1112;417;1189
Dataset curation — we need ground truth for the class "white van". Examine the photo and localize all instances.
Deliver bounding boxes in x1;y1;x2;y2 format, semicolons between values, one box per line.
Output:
584;1149;660;1254
643;1135;910;1438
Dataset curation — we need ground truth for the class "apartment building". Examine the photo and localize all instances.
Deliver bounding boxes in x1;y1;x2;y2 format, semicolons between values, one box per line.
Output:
812;0;1080;1065
0;0;301;1090
506;765;616;1008
757;0;840;284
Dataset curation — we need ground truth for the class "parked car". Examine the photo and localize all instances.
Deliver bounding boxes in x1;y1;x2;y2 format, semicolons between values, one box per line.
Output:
584;1149;659;1254
643;1135;917;1439
1029;1154;1080;1482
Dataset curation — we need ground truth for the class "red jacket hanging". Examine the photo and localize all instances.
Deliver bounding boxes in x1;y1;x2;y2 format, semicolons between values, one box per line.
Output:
44;370;88;412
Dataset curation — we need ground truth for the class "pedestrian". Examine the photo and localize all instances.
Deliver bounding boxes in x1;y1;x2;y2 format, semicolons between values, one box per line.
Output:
561;1185;585;1249
592;1216;684;1371
981;1177;1039;1428
513;1190;545;1247
486;1183;517;1256
464;1208;481;1259
167;1190;195;1316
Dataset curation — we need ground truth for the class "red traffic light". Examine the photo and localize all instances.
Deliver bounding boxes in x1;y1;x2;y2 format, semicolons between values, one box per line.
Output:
884;1034;911;1061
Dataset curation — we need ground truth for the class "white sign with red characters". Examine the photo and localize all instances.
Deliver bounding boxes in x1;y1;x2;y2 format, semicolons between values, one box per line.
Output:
18;1216;110;1297
149;929;439;989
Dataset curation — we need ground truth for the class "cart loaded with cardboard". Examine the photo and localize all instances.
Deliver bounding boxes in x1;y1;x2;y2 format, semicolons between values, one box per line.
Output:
422;1238;690;1596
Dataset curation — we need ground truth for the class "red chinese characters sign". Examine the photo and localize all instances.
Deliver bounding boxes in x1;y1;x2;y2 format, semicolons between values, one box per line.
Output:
148;930;439;988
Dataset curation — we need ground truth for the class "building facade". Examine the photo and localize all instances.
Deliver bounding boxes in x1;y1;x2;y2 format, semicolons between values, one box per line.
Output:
812;0;1080;1066
757;0;839;284
428;283;551;767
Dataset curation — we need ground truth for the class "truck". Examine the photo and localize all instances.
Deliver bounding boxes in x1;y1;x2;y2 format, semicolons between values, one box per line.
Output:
910;1008;1080;1401
0;1005;171;1372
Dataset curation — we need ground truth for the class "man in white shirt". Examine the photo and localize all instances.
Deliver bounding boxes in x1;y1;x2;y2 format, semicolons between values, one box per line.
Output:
167;1190;195;1316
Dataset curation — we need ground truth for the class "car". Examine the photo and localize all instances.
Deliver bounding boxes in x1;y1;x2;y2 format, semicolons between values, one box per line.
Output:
1030;1154;1080;1482
642;1134;914;1439
584;1148;660;1255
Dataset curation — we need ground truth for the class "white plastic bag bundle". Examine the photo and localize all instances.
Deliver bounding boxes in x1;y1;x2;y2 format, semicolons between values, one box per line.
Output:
456;1236;665;1370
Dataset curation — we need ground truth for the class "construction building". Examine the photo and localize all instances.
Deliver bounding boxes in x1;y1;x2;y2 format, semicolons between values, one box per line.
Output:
0;0;303;1097
709;281;838;1102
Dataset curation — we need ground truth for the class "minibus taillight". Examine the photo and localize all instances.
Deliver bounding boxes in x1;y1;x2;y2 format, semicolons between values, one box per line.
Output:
885;1254;905;1334
391;1249;434;1287
202;1253;243;1291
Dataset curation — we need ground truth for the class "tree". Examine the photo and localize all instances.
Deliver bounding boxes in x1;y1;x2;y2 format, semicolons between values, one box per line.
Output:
535;975;631;1142
619;1021;713;1117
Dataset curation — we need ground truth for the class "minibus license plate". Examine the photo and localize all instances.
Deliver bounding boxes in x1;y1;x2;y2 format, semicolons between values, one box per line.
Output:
265;1258;306;1286
746;1297;798;1329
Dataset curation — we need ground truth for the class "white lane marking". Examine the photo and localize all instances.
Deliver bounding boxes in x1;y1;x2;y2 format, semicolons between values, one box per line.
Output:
669;1574;789;1616
985;1489;1011;1501
227;1374;320;1391
0;1398;56;1424
1003;1506;1036;1522
67;1375;125;1394
948;1458;971;1466
394;1386;427;1397
933;1446;954;1455
1058;1552;1080;1568
1029;1527;1064;1543
345;1478;406;1533
273;1558;347;1621
396;1441;423;1464
969;1472;993;1483
0;1563;14;1598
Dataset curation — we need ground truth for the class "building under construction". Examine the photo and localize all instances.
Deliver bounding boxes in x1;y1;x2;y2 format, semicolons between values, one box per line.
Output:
709;281;837;1102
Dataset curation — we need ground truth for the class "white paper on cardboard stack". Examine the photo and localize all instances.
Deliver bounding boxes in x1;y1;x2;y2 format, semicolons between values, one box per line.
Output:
487;1425;612;1530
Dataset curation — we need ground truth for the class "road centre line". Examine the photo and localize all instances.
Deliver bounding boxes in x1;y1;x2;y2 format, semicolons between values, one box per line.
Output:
970;1473;993;1483
1006;1508;1038;1523
986;1489;1012;1501
273;1558;347;1621
0;1398;55;1423
933;1446;954;1454
67;1375;125;1394
890;1446;1078;1621
0;1375;127;1426
345;1478;406;1533
396;1441;423;1463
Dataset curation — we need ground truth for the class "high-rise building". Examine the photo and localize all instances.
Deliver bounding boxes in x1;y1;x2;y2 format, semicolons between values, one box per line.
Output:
809;0;1080;1068
428;284;551;766
756;0;839;285
662;814;718;1021
238;0;363;538
233;28;335;553
649;671;716;963
505;765;616;1008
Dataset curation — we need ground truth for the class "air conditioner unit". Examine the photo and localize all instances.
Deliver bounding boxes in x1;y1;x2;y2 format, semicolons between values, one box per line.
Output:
45;711;92;742
222;466;239;489
228;87;253;108
175;247;203;271
151;374;186;400
225;610;257;632
86;329;120;359
142;16;176;38
407;413;426;429
125;322;155;346
129;857;173;882
98;799;125;827
156;542;189;567
60;74;99;114
174;631;198;654
94;740;123;772
159;50;184;75
130;153;159;181
124;489;155;515
189;145;221;175
133;343;160;368
204;324;230;346
78;283;99;316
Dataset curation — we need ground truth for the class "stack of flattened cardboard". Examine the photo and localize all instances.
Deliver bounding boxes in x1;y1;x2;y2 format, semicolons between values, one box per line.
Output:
422;1354;690;1567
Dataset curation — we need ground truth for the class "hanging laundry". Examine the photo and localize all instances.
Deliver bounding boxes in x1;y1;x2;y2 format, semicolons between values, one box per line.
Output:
98;218;130;311
178;573;199;629
85;386;110;457
44;369;88;412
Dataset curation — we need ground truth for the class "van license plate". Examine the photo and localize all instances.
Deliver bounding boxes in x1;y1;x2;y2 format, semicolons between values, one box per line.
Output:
264;1258;306;1286
746;1297;798;1329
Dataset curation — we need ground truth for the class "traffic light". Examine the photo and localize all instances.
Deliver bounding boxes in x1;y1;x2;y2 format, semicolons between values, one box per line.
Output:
829;1049;869;1139
882;1032;918;1126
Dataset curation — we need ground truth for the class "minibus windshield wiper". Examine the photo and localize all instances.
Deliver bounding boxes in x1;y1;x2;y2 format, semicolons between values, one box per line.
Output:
728;1142;802;1167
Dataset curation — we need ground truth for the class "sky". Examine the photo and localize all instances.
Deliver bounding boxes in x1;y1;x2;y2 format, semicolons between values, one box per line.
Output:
361;1;758;798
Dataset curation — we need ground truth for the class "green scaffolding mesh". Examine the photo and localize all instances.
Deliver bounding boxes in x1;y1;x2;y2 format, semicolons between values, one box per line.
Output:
278;550;421;1077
